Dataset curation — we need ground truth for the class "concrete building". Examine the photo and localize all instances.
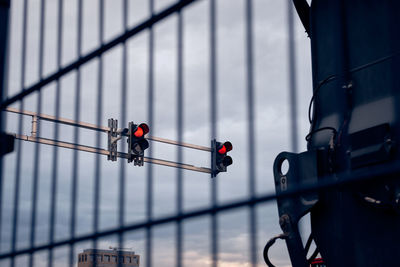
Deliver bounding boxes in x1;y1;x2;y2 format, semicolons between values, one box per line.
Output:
77;248;140;267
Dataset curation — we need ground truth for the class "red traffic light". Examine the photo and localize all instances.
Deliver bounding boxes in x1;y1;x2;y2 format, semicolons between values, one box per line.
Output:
218;141;232;154
134;123;149;138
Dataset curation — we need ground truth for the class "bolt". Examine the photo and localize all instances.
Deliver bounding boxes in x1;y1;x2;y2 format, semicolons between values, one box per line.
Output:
279;214;290;228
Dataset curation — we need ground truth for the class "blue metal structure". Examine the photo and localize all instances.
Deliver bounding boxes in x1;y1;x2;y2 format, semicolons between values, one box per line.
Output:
268;0;400;266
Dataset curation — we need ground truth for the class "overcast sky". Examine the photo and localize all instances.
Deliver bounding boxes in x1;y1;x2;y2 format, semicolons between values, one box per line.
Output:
1;0;313;266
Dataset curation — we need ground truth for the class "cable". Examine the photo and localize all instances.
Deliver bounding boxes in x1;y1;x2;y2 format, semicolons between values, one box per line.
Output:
305;126;337;142
264;232;320;266
304;232;313;255
307;247;320;264
308;75;336;124
308;51;400;124
304;233;320;264
263;233;288;267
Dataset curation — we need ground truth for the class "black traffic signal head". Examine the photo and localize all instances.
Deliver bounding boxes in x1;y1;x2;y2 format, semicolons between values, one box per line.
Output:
128;122;150;165
130;123;149;154
211;139;233;177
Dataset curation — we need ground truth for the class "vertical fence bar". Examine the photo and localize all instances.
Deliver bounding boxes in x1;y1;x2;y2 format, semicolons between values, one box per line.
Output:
48;0;64;266
146;0;155;266
209;0;218;266
69;0;83;266
93;0;104;266
0;0;10;253
30;0;46;266
0;0;10;126
11;0;28;266
176;3;184;267
287;0;299;153
118;0;128;266
245;0;257;266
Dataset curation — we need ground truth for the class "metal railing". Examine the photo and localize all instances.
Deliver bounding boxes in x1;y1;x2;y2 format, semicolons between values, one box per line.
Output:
0;0;302;266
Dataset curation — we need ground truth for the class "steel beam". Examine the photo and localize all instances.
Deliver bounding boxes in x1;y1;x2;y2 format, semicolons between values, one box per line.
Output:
13;134;211;174
5;107;212;152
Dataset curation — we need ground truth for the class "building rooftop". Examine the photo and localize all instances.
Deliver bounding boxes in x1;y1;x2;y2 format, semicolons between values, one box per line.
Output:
81;248;137;255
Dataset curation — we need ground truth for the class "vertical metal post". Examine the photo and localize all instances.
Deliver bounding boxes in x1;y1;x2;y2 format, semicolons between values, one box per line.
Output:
210;139;217;178
127;121;133;163
118;0;128;262
69;0;82;266
287;0;299;153
108;118;118;161
49;0;63;265
11;0;28;266
176;5;184;267
245;0;257;265
209;0;219;265
0;0;10;258
93;0;105;265
0;0;10;112
147;0;155;266
31;116;38;137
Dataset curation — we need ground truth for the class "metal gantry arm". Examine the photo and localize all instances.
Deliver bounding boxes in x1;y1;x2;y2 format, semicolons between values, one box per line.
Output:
4;107;212;174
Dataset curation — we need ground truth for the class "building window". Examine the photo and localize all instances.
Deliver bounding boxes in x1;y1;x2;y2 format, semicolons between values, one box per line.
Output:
89;255;94;262
119;256;124;263
104;255;110;262
85;254;87;262
112;255;117;262
127;256;132;263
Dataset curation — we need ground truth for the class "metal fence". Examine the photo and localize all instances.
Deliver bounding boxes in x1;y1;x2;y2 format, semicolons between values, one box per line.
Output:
0;0;306;266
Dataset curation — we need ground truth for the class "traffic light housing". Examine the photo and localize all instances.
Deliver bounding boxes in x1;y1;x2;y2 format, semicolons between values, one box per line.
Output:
128;122;149;165
211;139;233;177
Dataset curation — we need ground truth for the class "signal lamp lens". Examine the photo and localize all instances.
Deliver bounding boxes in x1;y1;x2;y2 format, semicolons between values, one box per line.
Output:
223;156;233;167
223;141;232;152
134;127;144;138
132;139;149;154
139;123;149;135
218;141;232;154
140;139;149;150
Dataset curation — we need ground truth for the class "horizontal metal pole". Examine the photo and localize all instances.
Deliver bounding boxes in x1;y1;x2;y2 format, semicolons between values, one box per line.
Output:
5;107;213;152
13;134;211;174
6;107;109;132
146;136;212;152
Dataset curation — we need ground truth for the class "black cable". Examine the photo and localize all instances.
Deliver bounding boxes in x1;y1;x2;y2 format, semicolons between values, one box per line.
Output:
308;75;336;124
304;232;313;255
305;126;337;142
304;233;320;264
308;51;400;124
307;247;320;264
263;233;288;267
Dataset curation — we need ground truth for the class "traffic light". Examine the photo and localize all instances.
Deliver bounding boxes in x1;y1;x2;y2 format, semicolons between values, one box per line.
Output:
211;139;233;177
128;122;149;165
